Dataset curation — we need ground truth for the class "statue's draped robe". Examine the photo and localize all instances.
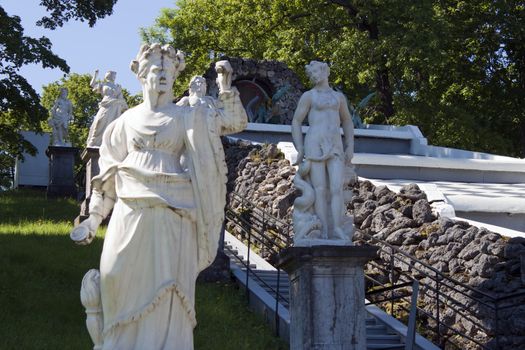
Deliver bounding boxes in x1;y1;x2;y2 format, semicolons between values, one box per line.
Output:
90;90;246;350
87;83;128;147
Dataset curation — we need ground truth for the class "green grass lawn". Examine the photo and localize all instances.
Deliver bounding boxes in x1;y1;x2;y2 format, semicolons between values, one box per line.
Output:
0;189;288;349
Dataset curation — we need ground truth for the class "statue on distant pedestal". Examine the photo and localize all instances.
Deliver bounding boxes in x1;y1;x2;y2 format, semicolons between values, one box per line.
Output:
70;44;247;350
86;70;128;147
291;61;355;245
48;87;73;146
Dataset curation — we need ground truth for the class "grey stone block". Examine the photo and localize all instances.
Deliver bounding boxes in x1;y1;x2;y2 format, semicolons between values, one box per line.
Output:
276;244;378;350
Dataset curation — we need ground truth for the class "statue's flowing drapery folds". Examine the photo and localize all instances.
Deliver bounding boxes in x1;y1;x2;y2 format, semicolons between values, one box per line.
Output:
87;89;246;349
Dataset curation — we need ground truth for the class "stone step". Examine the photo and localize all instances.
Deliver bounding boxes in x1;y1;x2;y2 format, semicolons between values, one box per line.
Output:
365;324;390;335
367;334;404;345
367;344;405;350
225;242;408;350
366;318;377;325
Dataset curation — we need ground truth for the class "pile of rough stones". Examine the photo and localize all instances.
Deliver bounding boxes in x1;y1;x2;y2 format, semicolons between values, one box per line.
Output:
223;138;525;349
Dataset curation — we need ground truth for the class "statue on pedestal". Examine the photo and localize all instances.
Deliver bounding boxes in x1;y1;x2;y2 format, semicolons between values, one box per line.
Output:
86;70;128;147
291;61;355;245
70;44;247;349
48;87;73;146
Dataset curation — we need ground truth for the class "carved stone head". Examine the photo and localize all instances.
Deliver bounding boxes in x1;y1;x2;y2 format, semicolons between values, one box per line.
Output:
189;75;207;98
130;43;185;94
305;61;330;85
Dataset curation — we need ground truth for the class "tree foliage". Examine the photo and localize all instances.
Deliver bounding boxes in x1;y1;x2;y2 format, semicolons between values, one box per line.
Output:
37;0;118;29
0;1;118;187
144;0;525;156
0;6;69;158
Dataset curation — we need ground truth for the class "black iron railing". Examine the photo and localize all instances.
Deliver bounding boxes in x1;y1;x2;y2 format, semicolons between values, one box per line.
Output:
361;231;525;350
224;190;525;349
225;191;291;336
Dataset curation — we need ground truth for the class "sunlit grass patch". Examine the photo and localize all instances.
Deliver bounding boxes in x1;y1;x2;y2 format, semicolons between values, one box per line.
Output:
0;189;288;349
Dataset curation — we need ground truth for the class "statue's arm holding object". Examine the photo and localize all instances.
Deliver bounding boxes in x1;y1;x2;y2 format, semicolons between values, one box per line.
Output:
70;121;123;245
90;69;102;93
215;60;248;135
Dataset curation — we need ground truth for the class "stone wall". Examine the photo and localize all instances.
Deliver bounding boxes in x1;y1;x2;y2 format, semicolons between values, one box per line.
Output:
350;181;525;349
223;139;525;349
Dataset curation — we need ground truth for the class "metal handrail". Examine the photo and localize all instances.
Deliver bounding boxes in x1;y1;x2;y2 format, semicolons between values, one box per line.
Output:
362;230;525;349
225;191;291;337
224;190;525;349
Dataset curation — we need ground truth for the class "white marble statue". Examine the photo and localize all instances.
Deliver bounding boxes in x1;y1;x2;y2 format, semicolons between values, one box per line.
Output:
86;70;128;147
70;44;247;350
176;75;215;107
291;61;355;245
48;87;73;146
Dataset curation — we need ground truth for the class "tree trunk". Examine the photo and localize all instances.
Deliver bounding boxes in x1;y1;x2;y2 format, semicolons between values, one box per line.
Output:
376;66;395;122
330;1;396;121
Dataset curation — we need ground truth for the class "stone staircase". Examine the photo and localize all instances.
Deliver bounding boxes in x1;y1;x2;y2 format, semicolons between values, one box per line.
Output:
223;231;439;350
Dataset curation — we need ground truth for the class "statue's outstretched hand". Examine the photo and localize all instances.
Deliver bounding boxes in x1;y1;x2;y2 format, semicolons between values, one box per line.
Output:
70;214;102;245
215;60;233;93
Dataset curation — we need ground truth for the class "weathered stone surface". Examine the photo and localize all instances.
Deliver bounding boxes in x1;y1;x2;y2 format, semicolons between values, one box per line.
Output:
470;254;499;278
377;192;396;206
459;239;482;260
412;199;434;225
399;183;427;201
224;140;525;349
385;228;411;245
370;212;390;233
380;217;416;238
354;200;377;225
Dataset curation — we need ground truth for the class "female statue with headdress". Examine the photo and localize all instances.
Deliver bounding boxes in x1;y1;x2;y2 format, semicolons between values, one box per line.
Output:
86;70;128;147
71;43;247;349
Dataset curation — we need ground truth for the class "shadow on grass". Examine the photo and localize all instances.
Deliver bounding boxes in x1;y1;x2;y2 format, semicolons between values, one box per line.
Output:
0;233;103;350
0;233;288;350
0;188;79;224
0;189;287;349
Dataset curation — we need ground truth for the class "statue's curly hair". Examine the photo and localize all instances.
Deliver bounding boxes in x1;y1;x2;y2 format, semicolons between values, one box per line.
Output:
130;43;185;79
305;61;330;79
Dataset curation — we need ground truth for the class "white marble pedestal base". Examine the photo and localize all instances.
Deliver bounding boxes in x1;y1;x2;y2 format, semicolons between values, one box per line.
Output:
276;244;378;350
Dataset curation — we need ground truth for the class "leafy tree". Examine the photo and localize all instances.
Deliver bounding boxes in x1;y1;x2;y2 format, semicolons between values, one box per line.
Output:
145;0;525;156
36;0;118;29
0;1;119;187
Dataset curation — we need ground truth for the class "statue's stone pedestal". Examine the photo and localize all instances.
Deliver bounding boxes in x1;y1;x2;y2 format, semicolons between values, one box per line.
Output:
75;147;100;225
276;244;378;350
46;146;78;198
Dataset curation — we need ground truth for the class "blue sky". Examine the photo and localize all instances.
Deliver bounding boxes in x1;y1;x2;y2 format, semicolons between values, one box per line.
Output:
3;0;176;95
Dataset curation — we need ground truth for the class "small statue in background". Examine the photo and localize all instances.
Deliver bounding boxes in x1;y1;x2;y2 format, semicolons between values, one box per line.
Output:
291;61;355;245
86;70;128;147
176;75;216;107
49;87;73;146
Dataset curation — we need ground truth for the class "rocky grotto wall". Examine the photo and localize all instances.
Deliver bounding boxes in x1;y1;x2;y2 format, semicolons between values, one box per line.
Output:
223;138;525;350
205;58;304;124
